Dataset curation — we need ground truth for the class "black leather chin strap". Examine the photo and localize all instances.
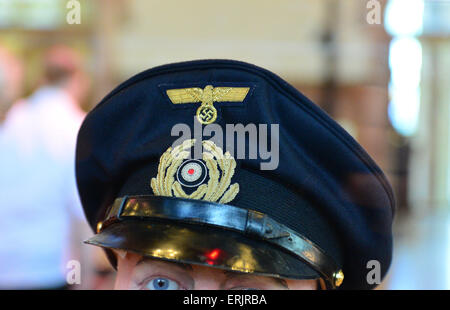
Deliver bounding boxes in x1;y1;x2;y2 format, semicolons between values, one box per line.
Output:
100;195;343;288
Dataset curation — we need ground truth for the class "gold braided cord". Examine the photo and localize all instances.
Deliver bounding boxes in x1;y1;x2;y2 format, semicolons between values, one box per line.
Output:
211;158;236;202
219;183;240;204
151;139;195;196
203;156;219;201
150;178;159;195
164;158;182;196
203;140;236;202
156;148;172;195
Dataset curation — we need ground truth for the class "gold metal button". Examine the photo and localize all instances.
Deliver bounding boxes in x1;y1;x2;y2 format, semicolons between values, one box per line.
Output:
96;221;103;233
333;270;344;287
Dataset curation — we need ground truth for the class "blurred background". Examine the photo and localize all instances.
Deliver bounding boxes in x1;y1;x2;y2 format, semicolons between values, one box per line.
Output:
0;0;449;289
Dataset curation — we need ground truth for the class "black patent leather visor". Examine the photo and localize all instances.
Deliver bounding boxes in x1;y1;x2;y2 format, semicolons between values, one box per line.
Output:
85;195;342;287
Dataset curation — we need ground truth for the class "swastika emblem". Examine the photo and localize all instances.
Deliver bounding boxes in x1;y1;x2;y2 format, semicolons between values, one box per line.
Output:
196;106;217;124
165;85;250;125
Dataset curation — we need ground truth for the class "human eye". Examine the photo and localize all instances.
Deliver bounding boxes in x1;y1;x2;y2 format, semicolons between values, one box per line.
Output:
144;277;182;290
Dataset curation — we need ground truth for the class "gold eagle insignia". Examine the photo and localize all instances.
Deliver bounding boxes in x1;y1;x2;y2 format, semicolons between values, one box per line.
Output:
150;139;240;204
166;85;250;124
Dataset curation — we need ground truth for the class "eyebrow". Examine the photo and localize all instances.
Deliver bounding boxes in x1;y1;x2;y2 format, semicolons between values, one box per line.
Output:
136;258;291;288
136;257;193;271
222;270;289;289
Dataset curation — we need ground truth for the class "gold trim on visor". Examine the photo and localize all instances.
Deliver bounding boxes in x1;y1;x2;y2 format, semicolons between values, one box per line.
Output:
166;85;250;124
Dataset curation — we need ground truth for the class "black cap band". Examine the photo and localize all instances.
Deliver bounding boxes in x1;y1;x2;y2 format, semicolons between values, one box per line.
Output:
100;195;343;288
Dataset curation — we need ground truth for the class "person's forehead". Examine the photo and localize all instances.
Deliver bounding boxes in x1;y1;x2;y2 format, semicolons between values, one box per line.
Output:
134;256;290;287
136;256;193;271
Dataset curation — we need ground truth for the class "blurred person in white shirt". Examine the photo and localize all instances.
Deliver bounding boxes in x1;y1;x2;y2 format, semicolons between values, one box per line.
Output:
0;47;23;121
0;45;89;289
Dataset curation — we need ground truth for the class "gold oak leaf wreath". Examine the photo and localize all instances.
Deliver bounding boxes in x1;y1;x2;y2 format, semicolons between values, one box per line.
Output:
150;139;240;204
